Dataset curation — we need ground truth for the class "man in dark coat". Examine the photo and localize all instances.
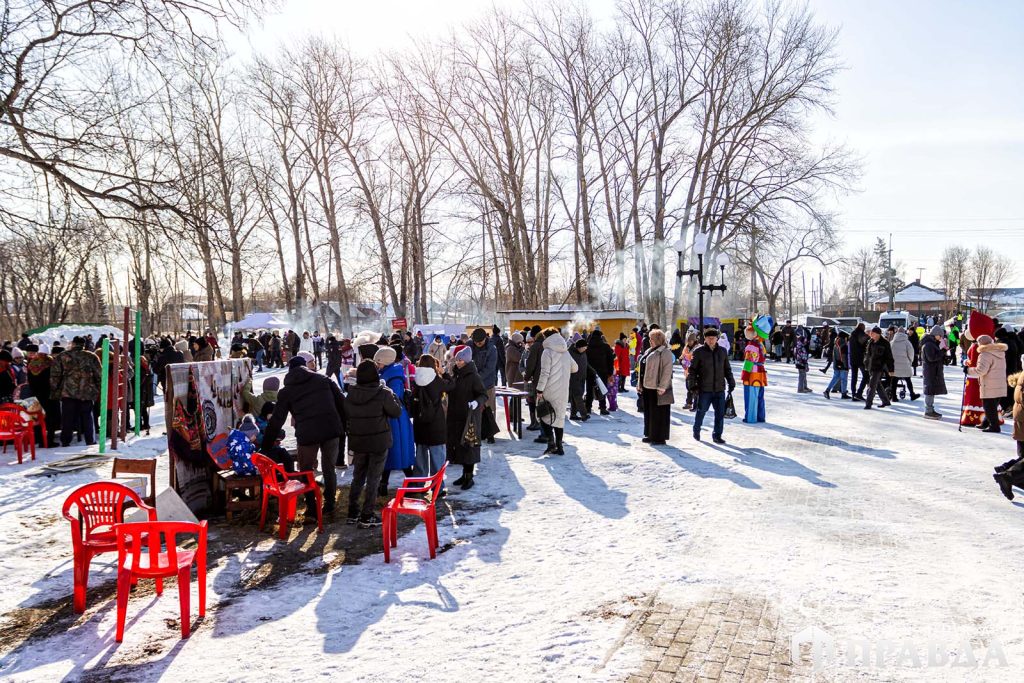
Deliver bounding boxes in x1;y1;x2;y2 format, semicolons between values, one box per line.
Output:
491;325;507;386
49;337;102;446
153;338;184;393
586;329;615;416
849;323;868;400
264;356;347;519
470;328;498;441
568;339;591;420
344;360;402;527
687;329;736;444
921;325;948;419
781;322;795;363
863;326;895;409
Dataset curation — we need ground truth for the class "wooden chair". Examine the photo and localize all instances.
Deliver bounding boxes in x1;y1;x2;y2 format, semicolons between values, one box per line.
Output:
112;456;158;506
216;469;261;522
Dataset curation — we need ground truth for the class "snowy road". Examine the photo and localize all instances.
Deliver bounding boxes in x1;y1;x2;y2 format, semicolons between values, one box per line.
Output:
0;359;1019;682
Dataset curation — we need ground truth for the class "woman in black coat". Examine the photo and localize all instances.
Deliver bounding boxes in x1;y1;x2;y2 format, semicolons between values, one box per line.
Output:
445;347;487;490
410;355;454;479
921;326;948;419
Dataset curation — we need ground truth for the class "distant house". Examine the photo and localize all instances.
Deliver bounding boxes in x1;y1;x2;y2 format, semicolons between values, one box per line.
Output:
870;282;956;315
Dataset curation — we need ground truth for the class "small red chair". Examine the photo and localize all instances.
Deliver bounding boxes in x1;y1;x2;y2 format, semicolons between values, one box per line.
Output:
383;462;448;563
0;409;33;464
114;520;207;642
2;401;47;449
251;453;323;539
63;482;156;613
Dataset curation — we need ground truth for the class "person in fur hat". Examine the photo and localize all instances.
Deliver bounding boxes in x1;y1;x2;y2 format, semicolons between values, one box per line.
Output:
961;311;999;427
967;333;1008;432
741;316;771;423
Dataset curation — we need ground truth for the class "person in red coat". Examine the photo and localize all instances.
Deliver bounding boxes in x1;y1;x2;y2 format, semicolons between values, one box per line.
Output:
614;333;631;393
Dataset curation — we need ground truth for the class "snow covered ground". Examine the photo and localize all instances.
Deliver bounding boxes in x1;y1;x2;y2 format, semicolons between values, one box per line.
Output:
0;358;1020;682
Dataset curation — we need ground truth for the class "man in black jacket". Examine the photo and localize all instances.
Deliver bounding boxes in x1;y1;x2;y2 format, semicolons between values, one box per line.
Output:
344;360;402;527
849;323;868;400
862;326;894;409
264;356;347;519
586;329;615;416
687;329;736;444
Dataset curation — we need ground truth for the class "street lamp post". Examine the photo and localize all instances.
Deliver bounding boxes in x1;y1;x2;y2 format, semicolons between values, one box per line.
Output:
675;232;729;331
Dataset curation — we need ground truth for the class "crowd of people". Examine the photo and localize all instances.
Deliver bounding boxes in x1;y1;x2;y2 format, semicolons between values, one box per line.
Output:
4;306;1022;522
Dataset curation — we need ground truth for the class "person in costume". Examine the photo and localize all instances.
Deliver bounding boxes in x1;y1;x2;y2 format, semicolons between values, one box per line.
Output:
741;316;772;423
961;311;1002;427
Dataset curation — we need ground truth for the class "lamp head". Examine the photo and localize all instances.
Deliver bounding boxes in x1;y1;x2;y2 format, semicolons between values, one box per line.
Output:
692;232;709;256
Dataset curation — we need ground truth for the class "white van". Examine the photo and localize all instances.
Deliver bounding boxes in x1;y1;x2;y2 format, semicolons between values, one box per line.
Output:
877;310;918;331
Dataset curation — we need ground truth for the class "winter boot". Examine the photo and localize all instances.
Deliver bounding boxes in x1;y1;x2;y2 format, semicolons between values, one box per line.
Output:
923;410;942;420
460;474;475;490
554;427;564;455
823;390;831;400
358;513;382;528
994;473;1014;500
841;393;851;399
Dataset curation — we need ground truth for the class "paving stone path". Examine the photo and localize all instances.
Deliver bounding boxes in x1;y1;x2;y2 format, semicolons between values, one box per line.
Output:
626;591;820;682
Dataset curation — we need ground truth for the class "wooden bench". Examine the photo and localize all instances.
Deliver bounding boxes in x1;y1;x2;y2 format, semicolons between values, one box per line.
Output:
216;469;261;522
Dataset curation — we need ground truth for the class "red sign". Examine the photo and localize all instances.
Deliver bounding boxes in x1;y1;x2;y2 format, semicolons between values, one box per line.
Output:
391;317;408;330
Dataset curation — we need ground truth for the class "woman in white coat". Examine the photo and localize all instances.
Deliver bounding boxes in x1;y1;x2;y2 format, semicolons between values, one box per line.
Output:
536;331;578;455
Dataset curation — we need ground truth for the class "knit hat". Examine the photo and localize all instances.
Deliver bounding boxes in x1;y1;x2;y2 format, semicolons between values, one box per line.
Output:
977;334;994;345
0;350;12;362
453;345;473;363
574;339;588;350
11;347;24;359
871;326;883;334
263;376;280;392
373;346;397;365
471;327;487;343
288;355;307;368
930;325;944;336
239;416;260;440
357;344;379;362
297;351;315;365
510;332;523;344
356;359;379;385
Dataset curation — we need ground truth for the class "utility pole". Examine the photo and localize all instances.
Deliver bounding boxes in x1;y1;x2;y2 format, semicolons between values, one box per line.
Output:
802;272;807;313
887;232;895;310
787;268;793;319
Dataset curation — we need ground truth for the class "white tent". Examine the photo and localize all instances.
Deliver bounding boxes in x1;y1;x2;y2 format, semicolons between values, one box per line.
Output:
231;312;293;330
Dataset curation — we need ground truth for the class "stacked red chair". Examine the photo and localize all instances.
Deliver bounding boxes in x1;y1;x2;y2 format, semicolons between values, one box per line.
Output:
62;482;157;613
114;520;207;641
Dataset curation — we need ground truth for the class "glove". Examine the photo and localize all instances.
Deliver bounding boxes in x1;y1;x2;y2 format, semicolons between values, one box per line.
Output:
468;401;478;410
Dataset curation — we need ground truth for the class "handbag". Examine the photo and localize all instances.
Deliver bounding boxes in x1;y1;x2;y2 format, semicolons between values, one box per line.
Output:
461;409;481;447
536;397;555;423
724;391;737;419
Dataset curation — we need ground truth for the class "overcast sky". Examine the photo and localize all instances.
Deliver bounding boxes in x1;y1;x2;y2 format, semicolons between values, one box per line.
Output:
236;0;1024;290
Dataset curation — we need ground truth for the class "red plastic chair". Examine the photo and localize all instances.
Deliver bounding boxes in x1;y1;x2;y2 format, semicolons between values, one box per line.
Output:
383;462;448;563
251;453;323;539
62;482;156;613
1;401;46;449
0;409;33;464
114;520;207;642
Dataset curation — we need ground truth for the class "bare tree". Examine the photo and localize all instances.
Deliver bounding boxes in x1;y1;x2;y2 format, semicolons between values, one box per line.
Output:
969;246;1013;313
939;245;971;309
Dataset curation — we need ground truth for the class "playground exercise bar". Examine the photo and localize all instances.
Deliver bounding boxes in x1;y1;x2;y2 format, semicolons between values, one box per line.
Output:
98;338;110;454
134;310;142;437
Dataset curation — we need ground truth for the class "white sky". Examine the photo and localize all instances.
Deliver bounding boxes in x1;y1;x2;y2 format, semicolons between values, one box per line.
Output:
235;0;1024;290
